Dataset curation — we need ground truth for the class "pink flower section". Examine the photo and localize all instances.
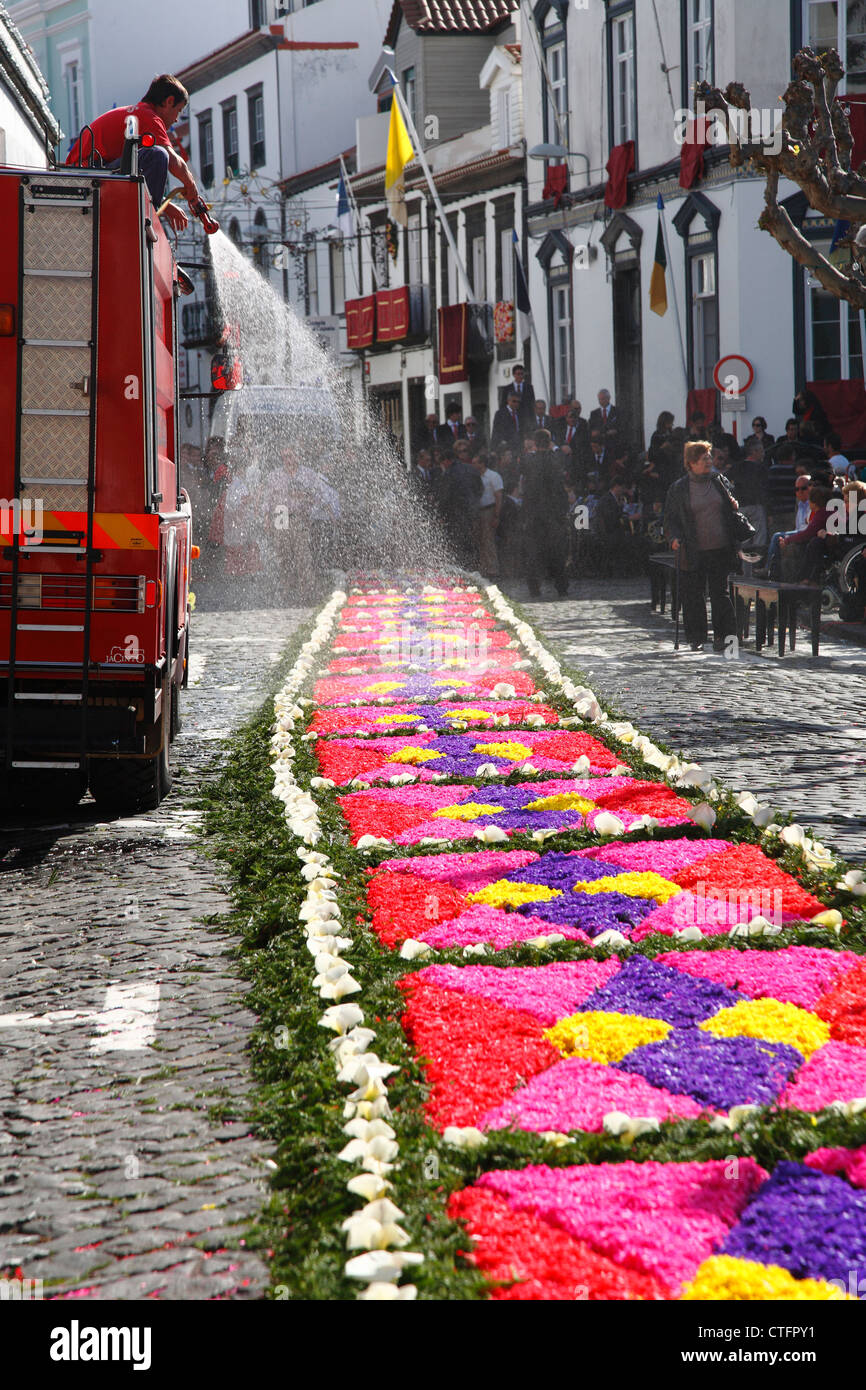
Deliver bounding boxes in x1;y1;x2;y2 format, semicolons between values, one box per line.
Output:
385;849;539;893
630;893;745;941
477;1159;768;1294
580;837;733;873
656;946;861;1011
414;959;621;1026
478;1057;708;1134
781;1041;866;1112
803;1146;866;1189
420;905;593;951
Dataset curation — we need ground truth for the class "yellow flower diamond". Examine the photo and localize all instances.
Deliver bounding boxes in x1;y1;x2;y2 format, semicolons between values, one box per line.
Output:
432;801;501;821
699;999;830;1059
525;792;596;813
433;678;470;687
386;747;444;764
571;871;682;904
468;880;562;909
544;1010;671;1063
363;681;405;693
445;708;495;720
374;713;422;724
473;741;534;762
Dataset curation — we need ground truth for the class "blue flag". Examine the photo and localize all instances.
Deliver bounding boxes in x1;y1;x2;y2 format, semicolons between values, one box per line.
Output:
336;173;353;240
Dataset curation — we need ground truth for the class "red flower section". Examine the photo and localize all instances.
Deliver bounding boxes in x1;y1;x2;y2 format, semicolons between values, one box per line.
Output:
590;780;696;819
814;959;866;1046
398;979;558;1129
674;844;825;919
367;871;468;948
336;794;429;841
448;1188;670;1300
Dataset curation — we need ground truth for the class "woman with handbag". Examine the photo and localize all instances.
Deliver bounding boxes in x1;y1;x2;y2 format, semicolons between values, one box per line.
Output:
664;440;754;651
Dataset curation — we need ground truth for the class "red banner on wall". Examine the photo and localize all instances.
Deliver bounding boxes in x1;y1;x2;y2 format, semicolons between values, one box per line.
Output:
437;303;469;384
345;295;376;349
376;287;410;342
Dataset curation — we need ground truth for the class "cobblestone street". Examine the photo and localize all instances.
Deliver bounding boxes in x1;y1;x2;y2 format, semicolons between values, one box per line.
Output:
508;578;866;866
0;604;308;1299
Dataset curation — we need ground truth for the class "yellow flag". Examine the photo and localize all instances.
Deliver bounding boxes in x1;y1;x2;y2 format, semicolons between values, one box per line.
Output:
385;94;414;227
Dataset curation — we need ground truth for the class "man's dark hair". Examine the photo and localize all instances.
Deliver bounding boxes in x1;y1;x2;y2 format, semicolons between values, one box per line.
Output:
446;402;462;417
775;442;797;462
534;428;552;448
143;74;189;107
810;484;833;507
785;417;799;430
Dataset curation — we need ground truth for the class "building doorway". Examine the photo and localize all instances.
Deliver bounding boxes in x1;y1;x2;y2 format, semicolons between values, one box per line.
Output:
611;257;644;450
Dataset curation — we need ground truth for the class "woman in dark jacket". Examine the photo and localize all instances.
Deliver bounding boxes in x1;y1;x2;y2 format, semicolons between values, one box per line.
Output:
664;439;743;651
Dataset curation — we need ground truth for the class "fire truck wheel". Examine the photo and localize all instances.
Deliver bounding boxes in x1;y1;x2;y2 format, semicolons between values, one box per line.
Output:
88;677;173;813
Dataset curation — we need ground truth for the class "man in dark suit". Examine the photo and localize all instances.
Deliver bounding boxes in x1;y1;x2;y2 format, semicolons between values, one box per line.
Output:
490;391;525;450
588;389;619;455
500;363;535;419
413;412;439;454
464;415;486;449
556;402;591;478
528;399;555;435
521;429;570;597
435;403;466;446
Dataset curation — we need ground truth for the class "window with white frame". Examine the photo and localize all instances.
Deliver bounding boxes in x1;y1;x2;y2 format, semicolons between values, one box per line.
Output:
63;57;84;140
545;40;568;148
611;10;636;146
198;111;214;186
402;67;417;130
330;241;345;314
689;246;719;390
500;227;515;304
686;0;714;93
546;247;573;403
804;250;865;379
495;87;513;146
805;1;866;92
471;234;487;301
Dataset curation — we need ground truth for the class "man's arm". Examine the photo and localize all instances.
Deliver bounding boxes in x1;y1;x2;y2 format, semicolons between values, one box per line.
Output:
167;146;200;201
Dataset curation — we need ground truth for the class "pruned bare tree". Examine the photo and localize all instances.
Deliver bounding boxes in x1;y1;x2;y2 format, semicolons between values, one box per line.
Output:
697;48;866;308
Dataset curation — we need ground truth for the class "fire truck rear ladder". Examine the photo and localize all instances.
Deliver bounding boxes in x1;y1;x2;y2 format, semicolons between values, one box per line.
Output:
6;178;99;775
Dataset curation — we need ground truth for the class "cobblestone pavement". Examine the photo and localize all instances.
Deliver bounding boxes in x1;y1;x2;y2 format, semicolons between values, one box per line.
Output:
0;603;309;1300
503;578;866;867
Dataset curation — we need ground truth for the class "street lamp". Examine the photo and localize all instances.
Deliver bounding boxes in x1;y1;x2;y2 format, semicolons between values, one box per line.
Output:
529;142;591;187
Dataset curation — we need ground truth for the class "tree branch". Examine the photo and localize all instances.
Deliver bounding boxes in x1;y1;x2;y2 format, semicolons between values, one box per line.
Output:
760;169;866;309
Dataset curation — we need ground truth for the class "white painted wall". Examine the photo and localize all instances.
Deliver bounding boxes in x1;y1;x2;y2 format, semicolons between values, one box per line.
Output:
0;90;51;165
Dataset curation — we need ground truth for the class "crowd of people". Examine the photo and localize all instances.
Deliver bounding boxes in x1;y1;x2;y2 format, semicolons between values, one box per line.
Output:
412;369;866;629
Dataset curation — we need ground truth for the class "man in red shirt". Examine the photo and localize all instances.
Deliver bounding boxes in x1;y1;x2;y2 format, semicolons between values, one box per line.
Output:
66;74;200;232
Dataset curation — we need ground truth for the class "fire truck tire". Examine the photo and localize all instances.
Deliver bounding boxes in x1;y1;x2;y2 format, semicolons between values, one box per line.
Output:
88;677;173;813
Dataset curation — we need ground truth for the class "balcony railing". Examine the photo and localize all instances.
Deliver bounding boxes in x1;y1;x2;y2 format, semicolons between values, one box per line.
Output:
181;301;220;348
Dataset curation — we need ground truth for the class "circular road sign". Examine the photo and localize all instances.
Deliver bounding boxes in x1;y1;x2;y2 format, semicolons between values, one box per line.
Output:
713;354;755;396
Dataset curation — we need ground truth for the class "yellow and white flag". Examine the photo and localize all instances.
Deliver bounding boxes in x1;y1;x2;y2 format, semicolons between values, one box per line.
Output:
385;94;415;227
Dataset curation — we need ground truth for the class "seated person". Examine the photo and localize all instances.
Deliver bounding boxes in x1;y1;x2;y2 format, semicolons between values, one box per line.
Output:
775;484;834;581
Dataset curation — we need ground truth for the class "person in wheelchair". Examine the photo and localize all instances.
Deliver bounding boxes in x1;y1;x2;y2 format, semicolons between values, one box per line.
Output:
776;484;834;583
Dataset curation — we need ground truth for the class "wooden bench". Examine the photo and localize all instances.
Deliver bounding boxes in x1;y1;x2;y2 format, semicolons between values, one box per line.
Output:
729;576;823;658
648;552;680;616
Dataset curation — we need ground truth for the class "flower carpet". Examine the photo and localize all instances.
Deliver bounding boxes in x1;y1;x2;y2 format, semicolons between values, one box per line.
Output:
261;578;866;1301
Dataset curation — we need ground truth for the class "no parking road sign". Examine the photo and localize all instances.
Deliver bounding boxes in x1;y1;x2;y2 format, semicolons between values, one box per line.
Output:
714;353;755;399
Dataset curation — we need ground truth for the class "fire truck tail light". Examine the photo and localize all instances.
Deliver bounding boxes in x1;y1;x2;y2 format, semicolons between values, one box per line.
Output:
144;579;157;609
92;576;143;612
0;305;15;336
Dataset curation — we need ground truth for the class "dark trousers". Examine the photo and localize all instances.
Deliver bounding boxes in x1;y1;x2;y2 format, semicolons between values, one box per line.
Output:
681;547;736;645
107;145;169;205
525;520;568;596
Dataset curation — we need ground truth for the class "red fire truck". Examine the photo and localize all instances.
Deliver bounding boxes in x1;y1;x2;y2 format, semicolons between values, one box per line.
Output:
0;134;194;813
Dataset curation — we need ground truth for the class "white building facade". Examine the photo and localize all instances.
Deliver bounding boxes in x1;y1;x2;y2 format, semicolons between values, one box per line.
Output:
0;3;61;165
521;0;866;451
